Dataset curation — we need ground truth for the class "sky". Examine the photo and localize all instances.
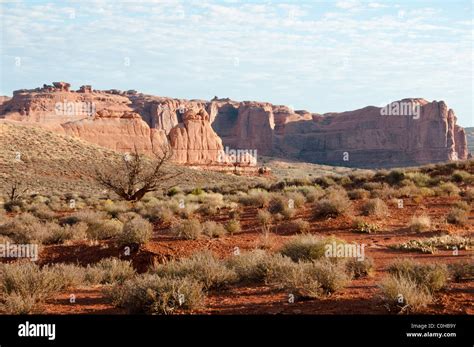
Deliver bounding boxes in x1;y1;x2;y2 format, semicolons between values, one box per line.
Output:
0;0;472;126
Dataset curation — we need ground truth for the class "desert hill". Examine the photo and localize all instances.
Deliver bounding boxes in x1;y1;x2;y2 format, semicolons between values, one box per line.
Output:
0;121;367;197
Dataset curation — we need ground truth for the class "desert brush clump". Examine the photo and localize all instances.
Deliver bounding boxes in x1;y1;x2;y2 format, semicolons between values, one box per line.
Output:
257;209;272;228
171;218;203;240
386;170;405;186
387;259;448;293
348;188;371;200
267;195;289;215
86;219;124;240
284;191;306;208
108;274;204;314
267;258;350;298
446;207;469;225
116;216;152;248
86;258;135;284
313;188;351;218
288;185;324;203
435;182;460;197
380;258;448;312
361;198;389;217
279;218;310;234
202;221;227;238
0;262;73;314
225;249;274;283
71;210;108;225
279;234;346;262
451;170;473;184
151;251;237;290
238;189;270;208
408;215;431;233
225;219;242;235
461;187;474;202
380;275;432;313
345;257;374;278
0;214;79;245
405;172;432;187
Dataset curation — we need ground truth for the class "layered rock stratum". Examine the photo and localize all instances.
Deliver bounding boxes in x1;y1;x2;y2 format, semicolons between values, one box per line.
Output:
0;82;469;168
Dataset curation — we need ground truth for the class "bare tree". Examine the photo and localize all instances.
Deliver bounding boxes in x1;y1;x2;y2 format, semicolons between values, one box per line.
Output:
7;179;28;202
95;145;181;202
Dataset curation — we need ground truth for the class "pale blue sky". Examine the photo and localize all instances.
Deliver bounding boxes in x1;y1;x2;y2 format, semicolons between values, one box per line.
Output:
1;0;472;126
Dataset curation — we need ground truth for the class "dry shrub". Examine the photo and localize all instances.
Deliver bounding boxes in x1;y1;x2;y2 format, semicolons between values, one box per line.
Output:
226;249;272;282
257;209;272;227
72;210;108;224
390;235;471;254
268;195;287;214
238;189;270;208
225;219;241;235
451;170;473;184
380;275;432;312
117;216;152;247
86;219;123;240
279;219;310;234
446;208;468;225
348;189;370;200
462;187;474;202
284;191;306;208
279;234;345;262
387;259;447;293
361;198;389;217
295;185;324;203
345;257;374;278
202;221;226;238
86;258;135;284
313;189;351;218
109;274;204;314
0;262;71;314
409;215;431;233
435;182;460;197
152;251;237;290
172;218;202;240
268;258;350;298
406;172;431;187
0;214;75;245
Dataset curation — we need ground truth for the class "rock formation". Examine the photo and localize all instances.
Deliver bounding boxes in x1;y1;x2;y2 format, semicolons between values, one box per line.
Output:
168;108;227;164
0;83;227;165
0;82;469;168
211;98;469;167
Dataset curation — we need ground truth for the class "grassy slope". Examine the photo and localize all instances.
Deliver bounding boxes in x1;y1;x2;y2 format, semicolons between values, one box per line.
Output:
0;122;266;198
0;122;377;200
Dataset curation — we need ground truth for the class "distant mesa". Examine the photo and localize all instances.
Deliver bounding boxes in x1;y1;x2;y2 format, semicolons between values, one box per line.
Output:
0;81;470;169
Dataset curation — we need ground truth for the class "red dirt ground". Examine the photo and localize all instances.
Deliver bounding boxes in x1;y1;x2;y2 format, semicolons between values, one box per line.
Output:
34;196;473;315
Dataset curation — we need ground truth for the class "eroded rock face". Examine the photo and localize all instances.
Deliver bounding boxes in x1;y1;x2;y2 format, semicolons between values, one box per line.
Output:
168;108;226;164
0;83;226;164
0;82;469;168
211;98;469;167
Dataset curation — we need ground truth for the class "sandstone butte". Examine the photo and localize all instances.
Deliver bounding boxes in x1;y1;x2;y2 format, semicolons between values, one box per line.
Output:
0;82;469;168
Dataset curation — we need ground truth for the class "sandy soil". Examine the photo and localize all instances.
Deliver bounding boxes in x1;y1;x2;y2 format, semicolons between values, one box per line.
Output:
34;196;473;315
